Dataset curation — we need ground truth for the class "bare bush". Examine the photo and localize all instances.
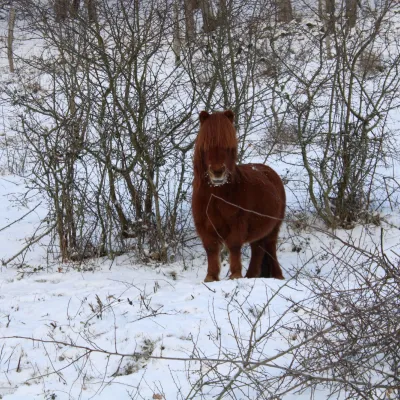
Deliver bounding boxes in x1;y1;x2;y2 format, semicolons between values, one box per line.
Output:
7;0;197;263
180;227;400;399
269;1;400;227
284;229;400;399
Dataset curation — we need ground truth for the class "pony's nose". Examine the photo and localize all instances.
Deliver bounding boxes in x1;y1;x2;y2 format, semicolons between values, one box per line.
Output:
210;165;226;178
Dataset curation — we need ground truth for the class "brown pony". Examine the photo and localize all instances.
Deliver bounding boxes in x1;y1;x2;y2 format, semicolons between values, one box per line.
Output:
192;110;286;282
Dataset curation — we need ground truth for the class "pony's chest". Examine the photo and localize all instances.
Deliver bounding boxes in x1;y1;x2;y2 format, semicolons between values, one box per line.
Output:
192;185;242;228
202;195;241;228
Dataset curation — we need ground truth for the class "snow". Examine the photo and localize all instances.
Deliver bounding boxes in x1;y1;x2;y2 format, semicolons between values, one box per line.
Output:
0;175;399;399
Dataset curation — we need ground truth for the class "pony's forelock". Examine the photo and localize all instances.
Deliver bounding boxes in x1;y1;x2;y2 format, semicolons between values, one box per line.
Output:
193;112;238;187
195;112;237;151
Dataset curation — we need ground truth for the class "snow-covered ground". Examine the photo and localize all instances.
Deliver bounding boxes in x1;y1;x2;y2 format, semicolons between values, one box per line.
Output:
1;174;399;399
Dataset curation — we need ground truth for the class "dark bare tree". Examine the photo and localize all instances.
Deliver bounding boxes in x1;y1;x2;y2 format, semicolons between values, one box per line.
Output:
7;2;16;73
85;0;97;22
346;0;357;28
54;0;96;22
276;0;293;23
54;0;68;21
184;0;218;39
71;0;80;18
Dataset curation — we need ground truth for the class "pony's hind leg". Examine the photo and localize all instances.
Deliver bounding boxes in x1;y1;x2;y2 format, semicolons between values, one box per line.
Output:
260;231;284;279
245;239;265;278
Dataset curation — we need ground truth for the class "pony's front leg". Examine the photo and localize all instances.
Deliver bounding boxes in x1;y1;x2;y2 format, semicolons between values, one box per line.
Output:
203;239;221;282
227;244;243;279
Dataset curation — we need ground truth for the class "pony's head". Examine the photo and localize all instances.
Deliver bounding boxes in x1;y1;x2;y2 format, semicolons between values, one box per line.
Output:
194;110;238;187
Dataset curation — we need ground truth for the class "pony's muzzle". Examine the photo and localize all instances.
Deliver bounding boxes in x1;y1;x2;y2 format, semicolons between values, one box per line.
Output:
208;165;228;186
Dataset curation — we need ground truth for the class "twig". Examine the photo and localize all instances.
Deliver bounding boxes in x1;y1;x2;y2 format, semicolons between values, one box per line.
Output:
1;223;56;266
0;333;330;368
202;282;216;293
210;193;284;221
0;202;42;233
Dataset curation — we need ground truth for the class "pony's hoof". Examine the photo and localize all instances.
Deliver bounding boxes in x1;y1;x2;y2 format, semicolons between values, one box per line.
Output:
204;275;219;282
274;275;285;280
229;272;243;280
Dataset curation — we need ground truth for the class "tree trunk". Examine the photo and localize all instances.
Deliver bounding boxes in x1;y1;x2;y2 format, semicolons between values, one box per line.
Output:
346;0;357;29
7;5;15;73
200;0;217;33
325;0;335;33
318;0;324;20
172;0;181;63
324;0;334;59
85;0;97;23
71;0;80;18
54;0;68;21
185;0;217;39
277;0;293;23
184;0;196;40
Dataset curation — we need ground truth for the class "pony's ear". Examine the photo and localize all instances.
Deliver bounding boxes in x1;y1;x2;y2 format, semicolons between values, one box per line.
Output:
224;110;234;123
199;111;210;124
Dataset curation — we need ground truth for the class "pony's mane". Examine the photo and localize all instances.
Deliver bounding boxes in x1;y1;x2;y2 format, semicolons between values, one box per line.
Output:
195;112;238;151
